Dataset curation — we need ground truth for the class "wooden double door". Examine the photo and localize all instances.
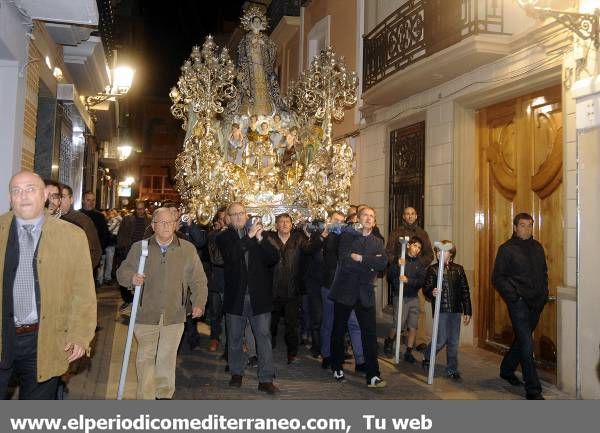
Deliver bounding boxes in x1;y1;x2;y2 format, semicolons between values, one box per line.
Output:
477;86;563;381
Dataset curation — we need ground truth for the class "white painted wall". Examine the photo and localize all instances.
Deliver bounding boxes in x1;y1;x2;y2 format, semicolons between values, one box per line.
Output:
0;0;30;211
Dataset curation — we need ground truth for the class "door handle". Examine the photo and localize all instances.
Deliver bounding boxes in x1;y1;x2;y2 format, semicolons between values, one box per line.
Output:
547;295;557;302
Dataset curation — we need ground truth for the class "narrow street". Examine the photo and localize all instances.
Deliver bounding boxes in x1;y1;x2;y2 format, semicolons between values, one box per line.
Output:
60;285;570;400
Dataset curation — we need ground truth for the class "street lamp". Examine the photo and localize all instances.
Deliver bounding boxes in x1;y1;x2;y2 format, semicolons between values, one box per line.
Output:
117;144;133;161
85;65;135;109
516;0;600;49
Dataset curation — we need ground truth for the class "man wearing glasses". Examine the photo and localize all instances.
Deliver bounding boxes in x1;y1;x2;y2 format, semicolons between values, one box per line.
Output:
0;171;97;399
117;207;207;399
43;179;63;217
216;202;280;394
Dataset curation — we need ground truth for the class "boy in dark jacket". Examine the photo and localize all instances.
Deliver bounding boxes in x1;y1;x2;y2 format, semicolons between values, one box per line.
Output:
384;236;427;362
422;240;472;381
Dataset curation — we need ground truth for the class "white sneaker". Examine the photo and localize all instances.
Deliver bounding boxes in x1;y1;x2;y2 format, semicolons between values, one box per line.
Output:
333;370;346;383
368;376;387;388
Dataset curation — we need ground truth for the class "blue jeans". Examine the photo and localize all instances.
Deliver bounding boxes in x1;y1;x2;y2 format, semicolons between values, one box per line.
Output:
424;312;461;374
0;331;59;399
501;297;543;395
320;287;364;364
226;294;274;383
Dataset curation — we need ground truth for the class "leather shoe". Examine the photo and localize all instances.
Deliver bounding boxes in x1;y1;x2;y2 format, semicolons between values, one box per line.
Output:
500;373;524;386
258;382;279;394
526;392;545;400
229;375;242;387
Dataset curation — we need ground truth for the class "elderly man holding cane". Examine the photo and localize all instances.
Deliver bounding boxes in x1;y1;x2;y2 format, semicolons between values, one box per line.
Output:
117;207;207;400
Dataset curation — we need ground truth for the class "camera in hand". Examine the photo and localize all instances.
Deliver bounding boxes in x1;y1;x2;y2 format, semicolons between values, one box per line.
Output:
244;215;262;231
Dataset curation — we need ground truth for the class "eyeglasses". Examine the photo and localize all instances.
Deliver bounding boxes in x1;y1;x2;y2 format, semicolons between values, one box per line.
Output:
152;220;175;227
228;211;246;218
10;186;41;197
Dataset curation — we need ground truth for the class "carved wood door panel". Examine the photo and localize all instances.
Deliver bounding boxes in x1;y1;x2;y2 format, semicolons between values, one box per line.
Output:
477;86;562;381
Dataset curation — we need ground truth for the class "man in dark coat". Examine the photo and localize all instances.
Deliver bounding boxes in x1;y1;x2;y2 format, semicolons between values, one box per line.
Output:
81;191;109;251
263;213;321;364
216;202;280;394
492;212;548;400
116;201;151;307
385;206;433;267
58;184;102;269
329;206;388;388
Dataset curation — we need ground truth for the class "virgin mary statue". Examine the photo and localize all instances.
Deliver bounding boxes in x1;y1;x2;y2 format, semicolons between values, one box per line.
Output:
231;6;287;117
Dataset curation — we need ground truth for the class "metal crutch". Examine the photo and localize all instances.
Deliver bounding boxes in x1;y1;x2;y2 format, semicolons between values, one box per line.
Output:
117;239;149;400
394;236;410;364
427;241;453;385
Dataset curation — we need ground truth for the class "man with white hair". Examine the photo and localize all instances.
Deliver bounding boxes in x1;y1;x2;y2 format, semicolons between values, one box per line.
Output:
117;207;207;399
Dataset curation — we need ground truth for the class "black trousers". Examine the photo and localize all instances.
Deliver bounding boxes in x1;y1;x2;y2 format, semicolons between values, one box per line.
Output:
501;297;544;395
0;331;59;400
331;301;380;383
305;280;323;355
208;291;225;340
271;297;300;356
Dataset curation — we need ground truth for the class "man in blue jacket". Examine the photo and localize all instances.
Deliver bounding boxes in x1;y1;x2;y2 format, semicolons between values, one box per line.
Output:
329;206;388;387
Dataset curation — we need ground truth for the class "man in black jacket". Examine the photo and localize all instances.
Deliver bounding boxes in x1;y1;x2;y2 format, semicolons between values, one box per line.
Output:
492;212;548;400
216;202;280;394
320;211;365;371
264;214;321;364
330;207;388;387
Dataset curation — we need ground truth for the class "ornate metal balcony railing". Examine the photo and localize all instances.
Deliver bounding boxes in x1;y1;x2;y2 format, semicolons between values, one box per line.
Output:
267;0;301;33
363;0;507;92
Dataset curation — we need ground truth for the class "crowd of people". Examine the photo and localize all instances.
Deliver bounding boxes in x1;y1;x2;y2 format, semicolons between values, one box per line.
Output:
0;170;549;401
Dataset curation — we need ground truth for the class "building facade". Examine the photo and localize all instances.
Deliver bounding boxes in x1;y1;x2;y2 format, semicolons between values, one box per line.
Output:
268;0;600;398
0;0;124;211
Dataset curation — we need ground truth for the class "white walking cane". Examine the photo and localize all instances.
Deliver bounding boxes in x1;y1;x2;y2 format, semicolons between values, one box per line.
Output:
117;240;149;400
427;241;453;385
394;236;410;364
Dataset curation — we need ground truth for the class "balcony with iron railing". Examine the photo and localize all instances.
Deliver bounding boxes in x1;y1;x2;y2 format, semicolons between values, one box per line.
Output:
362;0;514;106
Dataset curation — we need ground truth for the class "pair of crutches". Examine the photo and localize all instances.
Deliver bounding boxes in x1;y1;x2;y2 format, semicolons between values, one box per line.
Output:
117;240;149;400
394;238;452;385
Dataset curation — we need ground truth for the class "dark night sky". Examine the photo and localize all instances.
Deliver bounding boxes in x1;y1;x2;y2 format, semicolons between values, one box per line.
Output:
116;0;247;99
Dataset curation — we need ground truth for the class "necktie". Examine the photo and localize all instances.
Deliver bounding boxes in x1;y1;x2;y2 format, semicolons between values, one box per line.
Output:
13;224;36;324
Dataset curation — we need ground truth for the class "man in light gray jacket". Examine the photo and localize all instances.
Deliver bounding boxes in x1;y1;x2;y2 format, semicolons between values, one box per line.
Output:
117;207;207;400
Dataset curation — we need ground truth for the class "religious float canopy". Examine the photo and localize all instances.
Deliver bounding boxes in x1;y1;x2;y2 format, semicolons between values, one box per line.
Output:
169;6;357;227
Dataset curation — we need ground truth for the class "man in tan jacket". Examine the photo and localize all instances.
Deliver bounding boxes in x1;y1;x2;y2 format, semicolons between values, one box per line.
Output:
117;207;207;400
0;171;97;399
